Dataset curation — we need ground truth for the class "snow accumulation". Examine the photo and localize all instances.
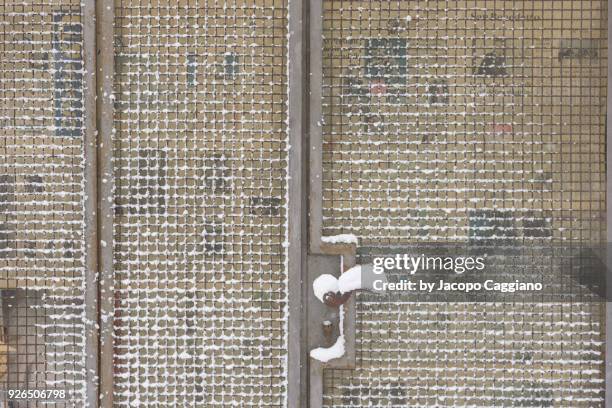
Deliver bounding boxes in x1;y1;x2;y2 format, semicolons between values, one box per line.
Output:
311;267;362;362
313;265;364;303
309;334;346;363
321;233;359;245
311;305;346;362
313;274;339;303
338;265;362;294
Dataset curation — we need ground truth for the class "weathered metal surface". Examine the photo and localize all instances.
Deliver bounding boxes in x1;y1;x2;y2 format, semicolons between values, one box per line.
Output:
306;0;359;404
309;0;324;255
96;0;114;407
83;0;99;405
288;0;308;405
307;251;357;408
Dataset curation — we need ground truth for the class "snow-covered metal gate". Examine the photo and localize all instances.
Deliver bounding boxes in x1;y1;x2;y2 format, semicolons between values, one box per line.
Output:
308;0;610;407
0;0;610;406
111;0;290;406
0;0;293;406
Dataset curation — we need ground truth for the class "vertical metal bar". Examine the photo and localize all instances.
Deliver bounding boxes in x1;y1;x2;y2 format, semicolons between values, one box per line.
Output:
309;0;323;254
308;0;325;405
301;1;311;404
306;1;357;405
606;1;612;406
96;0;115;406
309;362;324;408
288;0;307;405
82;0;98;406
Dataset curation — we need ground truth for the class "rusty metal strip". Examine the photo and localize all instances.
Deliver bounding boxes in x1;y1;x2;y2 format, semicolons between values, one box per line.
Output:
288;0;307;405
82;0;99;406
96;0;115;406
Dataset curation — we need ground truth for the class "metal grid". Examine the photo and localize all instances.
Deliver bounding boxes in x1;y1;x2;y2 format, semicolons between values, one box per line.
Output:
325;300;604;406
0;0;87;406
112;0;289;406
322;0;607;246
321;0;607;406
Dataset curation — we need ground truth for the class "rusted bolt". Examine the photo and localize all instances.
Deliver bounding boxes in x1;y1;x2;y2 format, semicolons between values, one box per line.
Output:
322;320;333;339
323;291;352;307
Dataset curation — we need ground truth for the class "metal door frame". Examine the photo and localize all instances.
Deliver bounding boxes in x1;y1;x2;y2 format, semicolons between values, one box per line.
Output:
287;0;308;406
83;0;306;407
299;0;612;407
82;0;114;406
82;0;99;406
79;0;612;407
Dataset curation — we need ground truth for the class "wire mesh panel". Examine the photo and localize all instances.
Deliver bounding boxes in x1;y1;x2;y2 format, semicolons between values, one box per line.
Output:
0;0;88;406
113;0;289;406
321;0;607;406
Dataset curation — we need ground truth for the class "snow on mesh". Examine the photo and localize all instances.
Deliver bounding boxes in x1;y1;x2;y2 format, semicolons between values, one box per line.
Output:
321;1;606;245
113;0;289;406
0;1;87;405
324;300;604;407
321;0;606;405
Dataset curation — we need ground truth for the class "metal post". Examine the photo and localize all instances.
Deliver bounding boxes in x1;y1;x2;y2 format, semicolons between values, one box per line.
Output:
96;1;115;407
288;0;308;405
82;0;99;406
